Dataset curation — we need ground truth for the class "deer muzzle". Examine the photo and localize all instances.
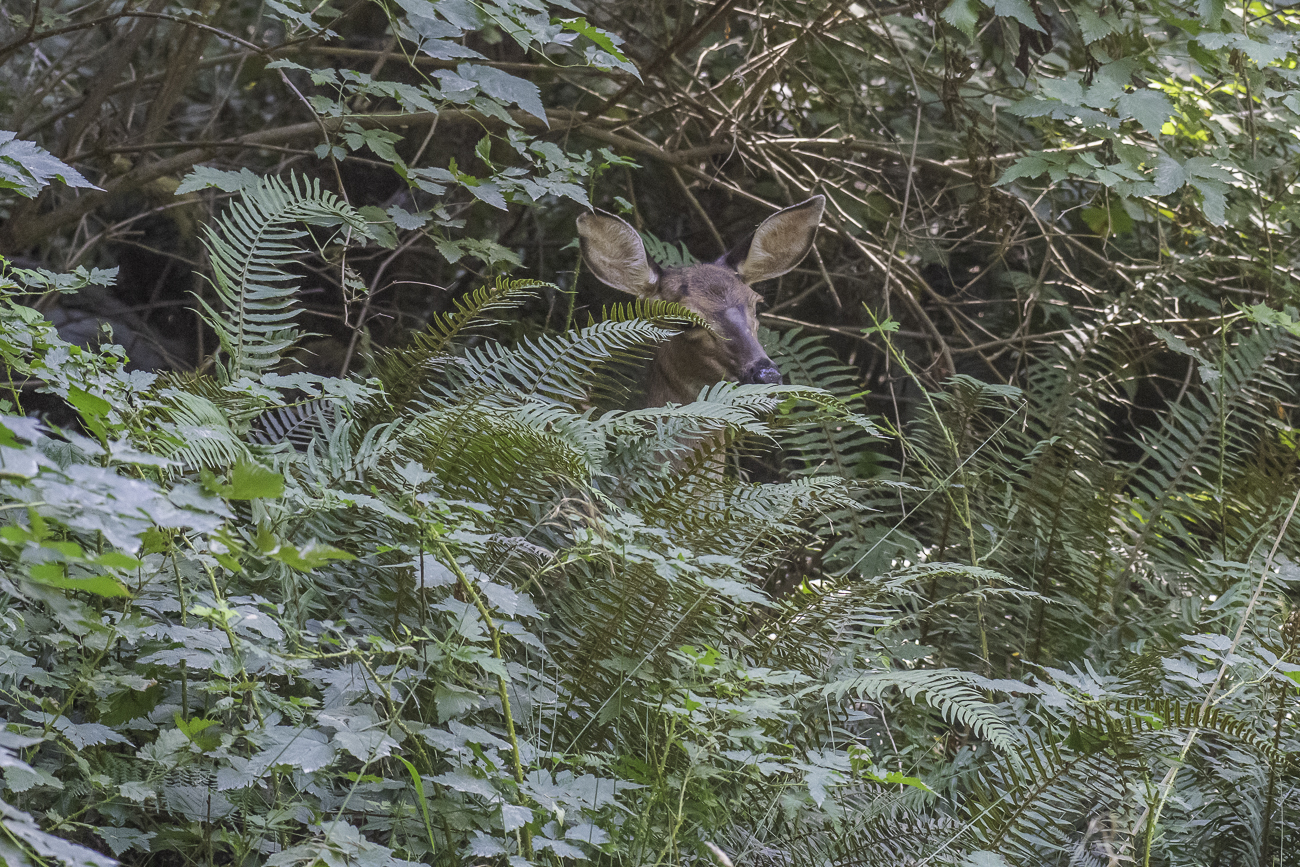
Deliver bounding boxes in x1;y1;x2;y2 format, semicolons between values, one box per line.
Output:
742;362;783;385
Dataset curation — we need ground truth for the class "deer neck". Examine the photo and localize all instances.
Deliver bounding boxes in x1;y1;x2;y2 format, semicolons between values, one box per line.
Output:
644;334;730;407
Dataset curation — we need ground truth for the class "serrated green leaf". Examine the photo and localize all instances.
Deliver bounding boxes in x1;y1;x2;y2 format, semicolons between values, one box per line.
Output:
0;131;98;197
474;134;493;168
991;0;1044;31
66;385;112;442
559;17;629;62
1072;5;1113;43
940;0;983;36
1151;154;1186;196
176;166;263;195
996;154;1050;185
459;64;548;126
228;461;285;500
1117;89;1175;138
1188;177;1227;225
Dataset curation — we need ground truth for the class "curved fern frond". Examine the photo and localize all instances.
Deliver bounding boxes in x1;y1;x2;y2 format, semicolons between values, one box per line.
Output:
965;726;1139;864
1083;697;1288;765
824;668;1018;752
195;173;370;382
151;389;252;471
248;399;336;450
372;276;548;408
588;297;709;330
435;318;683;406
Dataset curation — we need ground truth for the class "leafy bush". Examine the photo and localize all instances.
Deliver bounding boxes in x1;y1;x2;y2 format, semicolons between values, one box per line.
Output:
0;170;882;866
3;0;1300;860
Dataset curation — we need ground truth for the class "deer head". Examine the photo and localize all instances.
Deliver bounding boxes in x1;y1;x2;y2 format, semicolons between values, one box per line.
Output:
577;195;825;406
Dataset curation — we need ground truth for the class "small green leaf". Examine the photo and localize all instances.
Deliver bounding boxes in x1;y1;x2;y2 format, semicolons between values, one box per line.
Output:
26;564;131;598
474;134;493;168
996;154;1051;186
228;461;285;500
1081;201;1134;236
95;551;142;570
940;0;982;37
67;385;111;441
862;318;900;336
1198;0;1224;27
176;166;263;195
459;64;548;126
101;683;164;726
558;17;629;62
1151;154;1186;196
271;540;356;572
1188;177;1227;226
862;768;935;793
1072;4;1113;43
1117;89;1175;139
359;205;397;248
991;0;1045;32
174;713;222;751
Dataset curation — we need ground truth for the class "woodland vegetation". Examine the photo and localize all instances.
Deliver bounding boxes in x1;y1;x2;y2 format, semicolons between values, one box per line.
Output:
2;0;1300;864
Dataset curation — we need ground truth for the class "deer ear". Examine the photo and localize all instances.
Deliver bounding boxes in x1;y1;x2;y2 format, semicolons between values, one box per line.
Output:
577;210;660;297
726;195;825;284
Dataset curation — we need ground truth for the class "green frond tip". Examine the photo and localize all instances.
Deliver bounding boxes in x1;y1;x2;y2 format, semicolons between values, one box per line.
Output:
824;668;1017;752
195;172;373;383
1083;698;1289;765
589;298;711;331
373;275;550;408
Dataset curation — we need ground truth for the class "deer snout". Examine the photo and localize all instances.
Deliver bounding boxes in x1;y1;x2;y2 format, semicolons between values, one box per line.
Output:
742;362;783;385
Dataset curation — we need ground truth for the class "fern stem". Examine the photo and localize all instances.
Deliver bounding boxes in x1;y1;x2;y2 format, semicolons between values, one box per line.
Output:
440;541;534;859
1262;608;1299;865
1260;678;1289;866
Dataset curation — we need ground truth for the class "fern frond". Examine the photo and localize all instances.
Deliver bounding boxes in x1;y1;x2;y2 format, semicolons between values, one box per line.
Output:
151;389;252;471
588;297;709;330
435;317;684;406
1084;697;1286;765
964;725;1139;865
372;275;548;408
249;399;336;450
824;668;1017;752
196;173;369;381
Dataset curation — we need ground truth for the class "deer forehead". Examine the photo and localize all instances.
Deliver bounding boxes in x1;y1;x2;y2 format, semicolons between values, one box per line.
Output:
662;264;761;309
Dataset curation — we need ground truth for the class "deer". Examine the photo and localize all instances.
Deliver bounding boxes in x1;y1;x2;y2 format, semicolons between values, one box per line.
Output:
576;195;825;407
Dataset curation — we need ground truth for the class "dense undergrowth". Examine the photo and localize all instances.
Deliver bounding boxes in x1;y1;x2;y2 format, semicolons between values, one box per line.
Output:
4;0;1300;861
0;165;1298;867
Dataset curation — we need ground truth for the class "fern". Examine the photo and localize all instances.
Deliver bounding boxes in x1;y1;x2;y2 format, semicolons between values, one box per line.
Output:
152;388;251;470
195;173;370;382
371;275;546;409
248;398;336;450
824;668;1017;753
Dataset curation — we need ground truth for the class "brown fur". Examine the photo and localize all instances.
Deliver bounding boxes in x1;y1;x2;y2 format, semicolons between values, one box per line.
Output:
577;196;825;406
639;264;770;406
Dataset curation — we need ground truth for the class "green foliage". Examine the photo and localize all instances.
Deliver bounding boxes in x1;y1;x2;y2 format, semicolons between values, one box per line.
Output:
193;172;373;382
4;164;1297;866
0;132;95;198
0;176;873;866
3;0;1300;864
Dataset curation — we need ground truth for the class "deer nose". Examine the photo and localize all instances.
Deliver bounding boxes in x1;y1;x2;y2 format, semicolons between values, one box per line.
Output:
742;363;783;385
